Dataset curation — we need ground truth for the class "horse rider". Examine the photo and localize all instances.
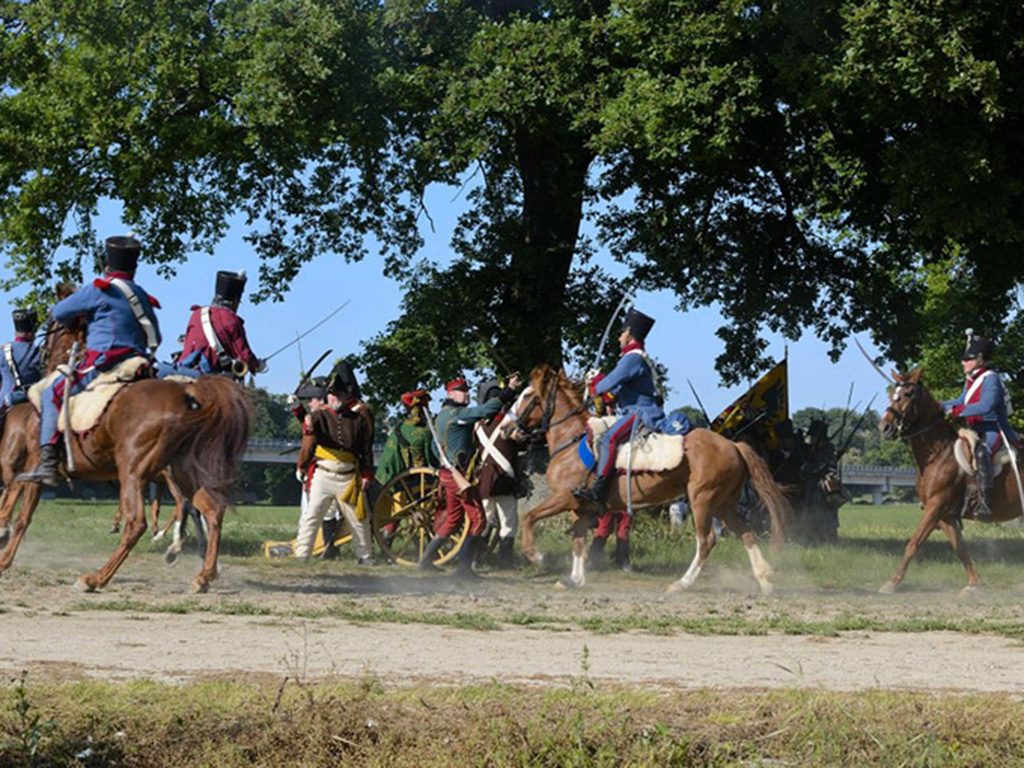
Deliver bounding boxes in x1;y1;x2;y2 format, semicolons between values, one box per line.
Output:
293;362;376;563
159;270;264;380
419;374;519;577
474;377;521;569
375;389;437;487
0;309;43;435
19;235;162;486
576;307;664;507
941;331;1019;520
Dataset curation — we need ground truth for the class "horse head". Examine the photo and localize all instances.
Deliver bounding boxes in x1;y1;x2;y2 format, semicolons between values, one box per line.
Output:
502;364;585;444
39;319;84;375
879;368;942;441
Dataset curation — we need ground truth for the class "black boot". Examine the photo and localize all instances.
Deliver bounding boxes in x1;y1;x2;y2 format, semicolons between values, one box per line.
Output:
615;537;635;574
16;444;61;486
588;536;608;570
419;535;449;571
573;475;609;506
454;535;483;580
319;517;341;560
496;536;516;570
974;446;994;520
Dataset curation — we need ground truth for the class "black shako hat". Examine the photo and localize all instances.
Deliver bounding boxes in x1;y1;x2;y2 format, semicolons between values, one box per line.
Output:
622;307;655;342
296;376;327;401
104;235;141;273
327;361;361;398
477;378;502;405
214;271;247;305
12;309;36;335
961;329;994;362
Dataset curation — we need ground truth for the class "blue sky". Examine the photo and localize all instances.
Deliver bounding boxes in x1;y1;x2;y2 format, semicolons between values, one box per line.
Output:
0;181;891;417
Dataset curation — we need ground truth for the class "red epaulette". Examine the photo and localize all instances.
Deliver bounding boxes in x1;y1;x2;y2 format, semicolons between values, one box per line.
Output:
93;277;111;290
148;294;161;309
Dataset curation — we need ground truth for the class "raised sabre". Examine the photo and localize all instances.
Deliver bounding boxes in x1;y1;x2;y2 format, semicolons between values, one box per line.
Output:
62;340;81;474
263;300;351;361
854;337;895;384
589;290;634;373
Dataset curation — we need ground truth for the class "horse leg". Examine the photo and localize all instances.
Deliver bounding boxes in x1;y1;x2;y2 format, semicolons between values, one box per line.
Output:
148;490;162;539
76;478;148;592
0;484;19;546
666;497;717;593
879;504;941;594
520;490;576;567
718;505;775;596
190;488;224;593
936;518;980;594
0;483;41;573
557;513;590;589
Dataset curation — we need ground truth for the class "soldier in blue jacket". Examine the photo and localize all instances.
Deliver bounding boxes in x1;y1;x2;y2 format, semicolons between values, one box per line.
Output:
19;235;162;486
0;309;43;413
576;308;664;507
941;331;1019;519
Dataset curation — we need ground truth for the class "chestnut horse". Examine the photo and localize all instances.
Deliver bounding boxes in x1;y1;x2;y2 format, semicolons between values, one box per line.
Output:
0;322;249;592
506;365;791;593
877;368;1022;594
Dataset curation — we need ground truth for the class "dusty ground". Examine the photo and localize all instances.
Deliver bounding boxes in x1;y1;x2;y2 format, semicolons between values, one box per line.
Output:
2;534;1024;693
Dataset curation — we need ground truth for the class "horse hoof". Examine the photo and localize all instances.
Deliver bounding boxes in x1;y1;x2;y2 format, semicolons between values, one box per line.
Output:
665;582;684;594
73;577;96;593
878;581;898;595
109;525;120;534
191;579;209;594
759;582;774;597
152;530;165;542
960;585;979;597
554;577;577;590
163;549;180;568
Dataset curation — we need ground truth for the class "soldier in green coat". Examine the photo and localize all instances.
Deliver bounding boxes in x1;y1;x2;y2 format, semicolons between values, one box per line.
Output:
375;389;438;485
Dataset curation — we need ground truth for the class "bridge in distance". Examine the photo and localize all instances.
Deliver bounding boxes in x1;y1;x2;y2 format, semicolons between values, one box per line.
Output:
244;438;915;504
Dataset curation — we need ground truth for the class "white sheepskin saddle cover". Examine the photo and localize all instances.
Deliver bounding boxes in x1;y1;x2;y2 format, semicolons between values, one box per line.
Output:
587;416;684;473
28;356;151;433
953;428;1014;479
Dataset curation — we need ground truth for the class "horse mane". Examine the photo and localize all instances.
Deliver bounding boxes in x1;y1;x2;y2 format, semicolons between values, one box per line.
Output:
529;363;585;410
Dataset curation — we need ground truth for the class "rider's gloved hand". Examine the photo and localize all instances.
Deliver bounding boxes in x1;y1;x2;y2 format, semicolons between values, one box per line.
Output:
950;404;964;418
286;393;298;406
256;358;268;374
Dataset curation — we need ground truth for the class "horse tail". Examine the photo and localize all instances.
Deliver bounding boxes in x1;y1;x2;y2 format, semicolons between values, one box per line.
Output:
734;441;791;547
171;376;251;509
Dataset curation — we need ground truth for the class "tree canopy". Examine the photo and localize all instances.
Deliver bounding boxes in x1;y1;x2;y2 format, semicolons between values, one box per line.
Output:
2;0;1023;405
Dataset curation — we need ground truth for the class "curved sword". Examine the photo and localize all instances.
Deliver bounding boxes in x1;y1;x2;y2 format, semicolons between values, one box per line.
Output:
590;290;634;372
264;300;350;361
853;337;895;384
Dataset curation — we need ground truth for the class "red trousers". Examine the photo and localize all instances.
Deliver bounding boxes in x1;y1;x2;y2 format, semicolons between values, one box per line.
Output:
595;509;631;540
434;468;486;537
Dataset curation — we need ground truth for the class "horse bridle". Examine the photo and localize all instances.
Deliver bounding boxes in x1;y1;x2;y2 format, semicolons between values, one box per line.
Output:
507;369;587;454
884;380;943;441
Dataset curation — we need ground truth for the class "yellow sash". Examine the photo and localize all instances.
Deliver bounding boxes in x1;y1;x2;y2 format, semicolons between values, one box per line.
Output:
315;445;357;463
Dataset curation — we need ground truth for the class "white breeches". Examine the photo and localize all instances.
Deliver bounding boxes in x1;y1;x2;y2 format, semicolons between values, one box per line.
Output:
482;495;518;539
294;467;370;560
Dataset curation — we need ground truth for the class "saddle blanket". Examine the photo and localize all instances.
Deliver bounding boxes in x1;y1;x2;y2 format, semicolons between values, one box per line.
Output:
28;356;151;433
954;428;1017;479
581;416;685;473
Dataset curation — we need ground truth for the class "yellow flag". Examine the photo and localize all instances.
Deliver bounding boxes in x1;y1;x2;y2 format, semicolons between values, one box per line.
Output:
710;359;788;448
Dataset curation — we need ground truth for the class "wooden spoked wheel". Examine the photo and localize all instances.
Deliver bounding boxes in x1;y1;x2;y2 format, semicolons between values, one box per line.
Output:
372;467;468;566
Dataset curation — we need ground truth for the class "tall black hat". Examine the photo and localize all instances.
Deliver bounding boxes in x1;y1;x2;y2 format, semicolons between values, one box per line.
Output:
477;377;502;405
12;309;36;335
622;307;655;342
327;361;361;398
214;270;247;305
961;329;993;361
104;235;141;273
296;376;327;401
807;419;828;440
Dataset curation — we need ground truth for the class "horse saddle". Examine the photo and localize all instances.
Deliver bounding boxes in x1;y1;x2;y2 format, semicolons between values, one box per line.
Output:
953;428;1018;479
580;416;685;473
27;356;151;433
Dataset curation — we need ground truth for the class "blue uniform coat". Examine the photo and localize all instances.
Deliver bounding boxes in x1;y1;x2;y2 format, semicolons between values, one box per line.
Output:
942;369;1019;451
0;340;42;408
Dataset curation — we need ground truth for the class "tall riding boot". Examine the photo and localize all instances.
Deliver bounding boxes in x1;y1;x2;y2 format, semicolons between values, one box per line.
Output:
16;444;61;486
588;536;608;570
975;446;994;520
615;537;635;574
496;536;516;570
454;535;483;580
319;517;341;560
574;475;610;509
419;535;449;571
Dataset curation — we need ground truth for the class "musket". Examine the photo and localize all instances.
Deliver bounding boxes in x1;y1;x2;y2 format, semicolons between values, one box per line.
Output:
686;378;712;427
292;348;334;395
854;337;895;385
63;341;81;473
423;404;472;494
473;330;516;380
834;393;878;464
263;300;351;361
589;290;633;372
830;382;855;443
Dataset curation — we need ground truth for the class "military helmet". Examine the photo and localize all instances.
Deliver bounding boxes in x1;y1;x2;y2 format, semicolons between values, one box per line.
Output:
214;270;247;305
327;361;360;398
622;307;655;342
104;235;141;274
296;376;327;401
12;308;36;335
961;329;993;362
477;377;502;405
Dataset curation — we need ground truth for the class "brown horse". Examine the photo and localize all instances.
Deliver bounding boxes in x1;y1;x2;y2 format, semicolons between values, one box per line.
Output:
0;322;250;592
504;365;791;593
877;368;1022;594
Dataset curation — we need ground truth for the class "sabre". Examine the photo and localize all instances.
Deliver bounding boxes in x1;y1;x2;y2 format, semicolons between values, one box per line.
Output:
854;337;895;384
423;404;471;494
686;379;713;427
589;290;634;372
263;300;350;361
62;341;81;474
1000;427;1024;519
293;348;334;395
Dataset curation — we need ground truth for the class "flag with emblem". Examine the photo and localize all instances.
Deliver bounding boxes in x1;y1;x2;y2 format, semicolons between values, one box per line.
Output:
710;358;789;448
